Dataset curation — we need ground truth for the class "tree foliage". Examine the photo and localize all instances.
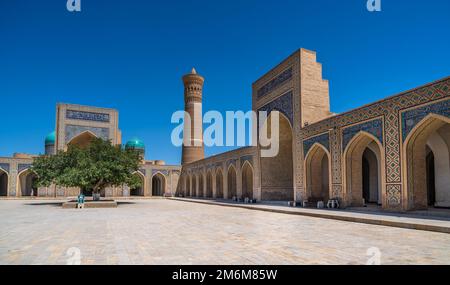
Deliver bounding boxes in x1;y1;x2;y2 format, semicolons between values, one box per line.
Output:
32;138;142;193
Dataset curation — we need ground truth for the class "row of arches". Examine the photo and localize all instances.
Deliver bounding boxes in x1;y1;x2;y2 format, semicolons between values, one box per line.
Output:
129;172;167;197
304;114;450;210
183;162;254;200
0;169;168;198
0;169;38;197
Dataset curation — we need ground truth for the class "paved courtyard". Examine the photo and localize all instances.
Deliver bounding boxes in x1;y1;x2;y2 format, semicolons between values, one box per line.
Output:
0;199;449;265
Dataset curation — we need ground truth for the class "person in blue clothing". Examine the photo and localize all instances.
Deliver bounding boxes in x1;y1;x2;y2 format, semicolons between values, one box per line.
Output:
77;193;85;209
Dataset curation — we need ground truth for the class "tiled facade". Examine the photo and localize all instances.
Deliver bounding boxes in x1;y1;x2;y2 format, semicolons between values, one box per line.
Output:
0;104;181;198
179;48;450;211
1;48;449;212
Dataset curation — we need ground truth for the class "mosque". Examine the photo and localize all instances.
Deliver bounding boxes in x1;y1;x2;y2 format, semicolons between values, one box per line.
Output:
0;104;181;198
0;48;449;212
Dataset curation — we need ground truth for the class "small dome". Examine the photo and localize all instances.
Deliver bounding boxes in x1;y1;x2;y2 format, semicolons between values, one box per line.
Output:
45;131;56;146
125;138;145;150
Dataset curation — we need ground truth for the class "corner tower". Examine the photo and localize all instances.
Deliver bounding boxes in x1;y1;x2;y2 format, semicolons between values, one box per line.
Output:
182;68;205;165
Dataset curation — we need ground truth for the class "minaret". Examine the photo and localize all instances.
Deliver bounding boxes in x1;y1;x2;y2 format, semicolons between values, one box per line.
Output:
182;68;205;165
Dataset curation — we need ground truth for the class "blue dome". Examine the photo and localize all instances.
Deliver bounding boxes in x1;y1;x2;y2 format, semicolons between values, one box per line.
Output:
125;138;145;150
45;131;56;146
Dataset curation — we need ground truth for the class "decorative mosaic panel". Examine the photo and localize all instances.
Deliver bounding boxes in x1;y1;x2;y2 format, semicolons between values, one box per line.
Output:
330;129;342;184
0;163;10;173
258;91;293;125
65;125;110;143
226;159;238;168
152;169;169;177
66;110;110;123
240;155;253;167
342;118;383;151
331;185;342;200
138;168;146;176
303;133;330;158
18;164;32;173
386;184;401;206
401;99;450;141
257;67;293;98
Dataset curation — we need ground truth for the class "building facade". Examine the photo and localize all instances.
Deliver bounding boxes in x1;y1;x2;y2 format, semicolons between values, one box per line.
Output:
179;48;450;211
1;48;448;211
0;104;181;198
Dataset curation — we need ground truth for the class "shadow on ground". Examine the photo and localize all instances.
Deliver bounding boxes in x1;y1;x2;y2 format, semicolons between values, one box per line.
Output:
25;202;63;207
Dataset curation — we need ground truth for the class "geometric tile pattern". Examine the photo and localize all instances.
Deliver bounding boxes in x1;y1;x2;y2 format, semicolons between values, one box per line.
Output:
66;109;110;123
18;164;32;174
0;163;10;173
401;99;450;141
258;91;294;125
299;77;450;207
342;118;383;151
257;67;293;98
152;169;169;177
65;125;110;143
303;132;329;158
240;155;253;167
386;184;402;206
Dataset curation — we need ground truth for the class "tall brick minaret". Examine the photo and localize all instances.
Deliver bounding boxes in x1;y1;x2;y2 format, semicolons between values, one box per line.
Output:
182;68;204;165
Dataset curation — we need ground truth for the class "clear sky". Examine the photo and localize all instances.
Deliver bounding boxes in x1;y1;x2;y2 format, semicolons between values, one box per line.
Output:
0;0;449;165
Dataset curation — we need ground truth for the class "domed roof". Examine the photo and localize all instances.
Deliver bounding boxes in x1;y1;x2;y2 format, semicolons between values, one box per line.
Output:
125;138;145;150
45;131;56;145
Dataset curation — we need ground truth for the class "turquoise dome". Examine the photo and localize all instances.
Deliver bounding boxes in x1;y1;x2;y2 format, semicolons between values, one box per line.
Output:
45;131;56;146
125;138;145;150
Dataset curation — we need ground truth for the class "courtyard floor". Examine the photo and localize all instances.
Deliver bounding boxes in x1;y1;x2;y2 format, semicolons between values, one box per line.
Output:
0;199;449;265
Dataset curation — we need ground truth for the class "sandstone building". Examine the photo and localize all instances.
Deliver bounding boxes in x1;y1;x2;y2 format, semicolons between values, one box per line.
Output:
1;48;449;212
0;104;181;198
178;48;450;211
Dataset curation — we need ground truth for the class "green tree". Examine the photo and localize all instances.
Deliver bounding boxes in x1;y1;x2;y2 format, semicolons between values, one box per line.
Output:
32;138;142;196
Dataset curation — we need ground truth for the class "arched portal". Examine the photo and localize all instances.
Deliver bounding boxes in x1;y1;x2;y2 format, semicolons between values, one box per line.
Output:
404;115;450;209
184;176;189;197
187;175;192;197
344;132;384;207
152;173;166;197
0;169;8;196
198;174;204;197
215;169;224;199
192;175;197;197
18;169;38;197
241;162;254;199
130;172;145;196
67;131;98;149
206;171;213;198
227;165;237;199
304;144;331;203
260;112;294;200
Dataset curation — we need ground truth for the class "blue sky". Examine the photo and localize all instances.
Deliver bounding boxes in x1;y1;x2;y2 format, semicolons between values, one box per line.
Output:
0;0;449;164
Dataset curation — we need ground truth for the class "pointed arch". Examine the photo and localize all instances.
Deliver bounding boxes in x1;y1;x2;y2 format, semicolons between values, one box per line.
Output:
241;161;254;200
227;164;237;199
192;174;198;197
259;111;294;201
17;169;39;197
215;168;224;199
343;131;385;207
198;172;204;197
131;171;145;196
403;114;450;210
206;170;213;198
304;143;332;203
0;168;9;196
152;172;166;197
67;130;98;149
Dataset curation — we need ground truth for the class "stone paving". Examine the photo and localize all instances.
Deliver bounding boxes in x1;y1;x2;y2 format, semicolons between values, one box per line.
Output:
0;199;449;265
